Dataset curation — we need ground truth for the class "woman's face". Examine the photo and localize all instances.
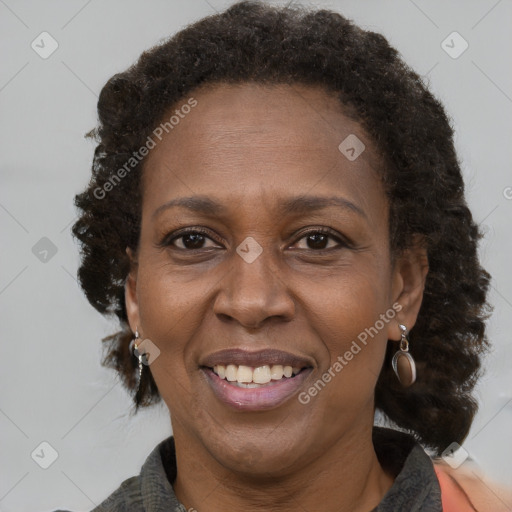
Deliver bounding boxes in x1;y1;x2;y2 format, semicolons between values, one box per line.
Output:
126;83;425;477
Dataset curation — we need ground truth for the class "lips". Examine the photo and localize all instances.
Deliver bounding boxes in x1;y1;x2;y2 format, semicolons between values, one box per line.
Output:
200;348;314;411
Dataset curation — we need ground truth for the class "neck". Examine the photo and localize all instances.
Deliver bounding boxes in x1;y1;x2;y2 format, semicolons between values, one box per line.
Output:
172;423;394;512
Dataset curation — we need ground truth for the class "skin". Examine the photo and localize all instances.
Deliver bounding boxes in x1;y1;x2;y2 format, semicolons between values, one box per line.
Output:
125;83;428;512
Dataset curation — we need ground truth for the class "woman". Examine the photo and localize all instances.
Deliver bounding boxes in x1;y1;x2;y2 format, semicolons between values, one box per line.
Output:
67;1;509;510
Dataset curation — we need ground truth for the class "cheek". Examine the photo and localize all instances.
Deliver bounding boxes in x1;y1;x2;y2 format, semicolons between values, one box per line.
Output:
307;257;392;340
303;264;392;407
135;262;210;389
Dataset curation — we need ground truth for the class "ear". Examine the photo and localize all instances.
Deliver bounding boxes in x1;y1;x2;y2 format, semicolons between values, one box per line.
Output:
387;235;429;341
125;246;140;334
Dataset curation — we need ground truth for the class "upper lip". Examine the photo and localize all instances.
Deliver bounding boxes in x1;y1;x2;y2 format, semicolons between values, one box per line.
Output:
200;348;314;369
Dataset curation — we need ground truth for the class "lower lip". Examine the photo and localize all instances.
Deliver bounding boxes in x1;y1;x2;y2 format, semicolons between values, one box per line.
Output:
202;367;313;411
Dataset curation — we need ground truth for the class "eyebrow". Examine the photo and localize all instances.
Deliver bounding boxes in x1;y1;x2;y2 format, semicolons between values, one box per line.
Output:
152;194;366;220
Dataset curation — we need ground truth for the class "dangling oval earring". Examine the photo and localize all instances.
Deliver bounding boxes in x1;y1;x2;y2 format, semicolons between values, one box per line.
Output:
128;328;144;393
392;324;417;387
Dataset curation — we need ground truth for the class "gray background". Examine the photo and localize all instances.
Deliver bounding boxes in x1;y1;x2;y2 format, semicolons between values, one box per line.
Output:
1;0;511;510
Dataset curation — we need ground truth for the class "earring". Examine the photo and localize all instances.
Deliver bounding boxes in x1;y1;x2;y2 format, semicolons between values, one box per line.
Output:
128;328;143;393
392;324;417;387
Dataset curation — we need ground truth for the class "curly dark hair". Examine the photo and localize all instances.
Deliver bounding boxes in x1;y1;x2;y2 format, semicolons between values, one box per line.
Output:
72;0;491;454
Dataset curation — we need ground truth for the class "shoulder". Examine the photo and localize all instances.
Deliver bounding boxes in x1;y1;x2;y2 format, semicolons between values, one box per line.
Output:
89;475;143;512
50;476;142;512
434;461;512;512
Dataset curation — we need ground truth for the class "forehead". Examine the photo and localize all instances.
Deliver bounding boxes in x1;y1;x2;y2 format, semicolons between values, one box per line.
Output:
141;82;386;218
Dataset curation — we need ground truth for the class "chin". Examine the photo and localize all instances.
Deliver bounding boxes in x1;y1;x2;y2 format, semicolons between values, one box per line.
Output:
202;428;310;478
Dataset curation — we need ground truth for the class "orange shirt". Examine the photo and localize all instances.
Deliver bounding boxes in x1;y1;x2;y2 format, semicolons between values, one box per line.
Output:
435;465;477;511
434;464;512;512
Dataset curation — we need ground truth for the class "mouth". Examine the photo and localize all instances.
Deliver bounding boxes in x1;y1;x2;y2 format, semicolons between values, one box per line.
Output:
200;348;314;410
208;363;305;387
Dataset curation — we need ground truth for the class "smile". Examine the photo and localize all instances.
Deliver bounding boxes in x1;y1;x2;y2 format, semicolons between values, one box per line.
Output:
211;364;303;387
200;348;314;410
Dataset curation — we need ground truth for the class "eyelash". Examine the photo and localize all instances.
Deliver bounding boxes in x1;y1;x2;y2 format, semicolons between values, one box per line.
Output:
159;226;350;252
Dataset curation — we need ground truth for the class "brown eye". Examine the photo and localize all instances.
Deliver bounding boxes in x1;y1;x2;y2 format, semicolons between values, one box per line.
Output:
163;228;221;250
176;232;208;249
294;230;346;251
305;233;329;249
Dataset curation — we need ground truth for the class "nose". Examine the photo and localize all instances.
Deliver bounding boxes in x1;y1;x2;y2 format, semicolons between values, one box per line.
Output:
213;247;295;330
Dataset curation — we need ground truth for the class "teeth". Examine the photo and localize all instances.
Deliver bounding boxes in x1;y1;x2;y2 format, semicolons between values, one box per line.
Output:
237;365;253;383
225;364;237;382
253;365;271;384
231;381;265;388
212;364;302;384
270;364;284;380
